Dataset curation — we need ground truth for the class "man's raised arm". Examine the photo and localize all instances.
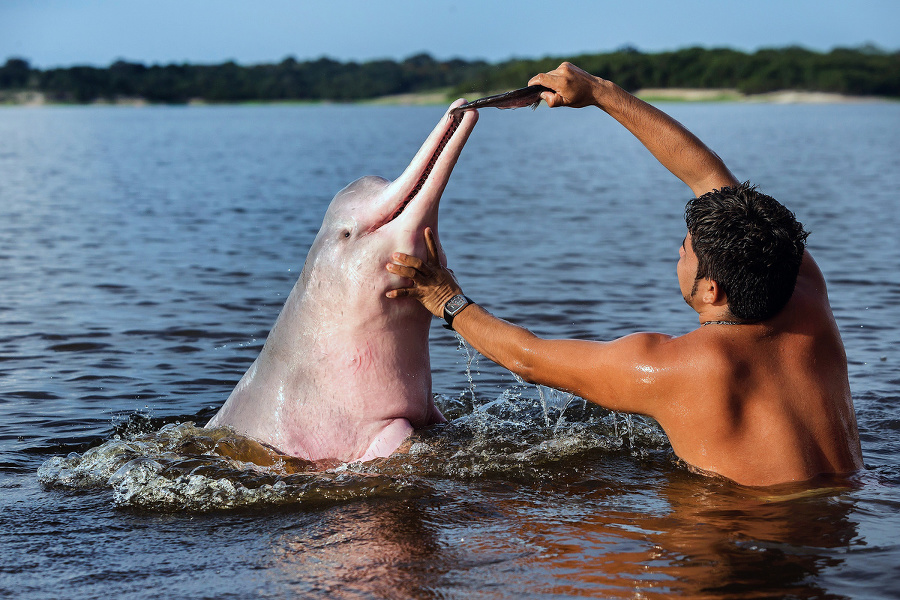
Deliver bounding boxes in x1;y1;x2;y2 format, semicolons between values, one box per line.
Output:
529;63;738;197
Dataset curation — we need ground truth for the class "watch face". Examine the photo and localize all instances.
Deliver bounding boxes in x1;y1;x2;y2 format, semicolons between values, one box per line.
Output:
446;295;467;314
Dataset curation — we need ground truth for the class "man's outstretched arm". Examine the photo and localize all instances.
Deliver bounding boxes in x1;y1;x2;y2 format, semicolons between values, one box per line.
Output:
386;228;673;416
529;63;738;197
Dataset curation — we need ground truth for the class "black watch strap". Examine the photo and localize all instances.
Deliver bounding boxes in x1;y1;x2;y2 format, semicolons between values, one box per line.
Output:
442;294;473;330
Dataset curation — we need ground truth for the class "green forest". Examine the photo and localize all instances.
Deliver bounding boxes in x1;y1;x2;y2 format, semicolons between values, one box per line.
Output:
1;45;897;104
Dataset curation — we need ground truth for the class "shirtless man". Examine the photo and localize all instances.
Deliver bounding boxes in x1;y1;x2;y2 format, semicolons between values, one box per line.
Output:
385;63;864;487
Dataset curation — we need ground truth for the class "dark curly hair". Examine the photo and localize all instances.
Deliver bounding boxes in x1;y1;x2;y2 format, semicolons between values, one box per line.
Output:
684;182;809;321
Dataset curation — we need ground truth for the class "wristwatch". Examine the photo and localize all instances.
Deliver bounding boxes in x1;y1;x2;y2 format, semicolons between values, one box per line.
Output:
442;294;473;330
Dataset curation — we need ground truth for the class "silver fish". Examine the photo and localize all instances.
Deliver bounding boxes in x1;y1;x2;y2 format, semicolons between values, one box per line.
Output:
450;85;552;114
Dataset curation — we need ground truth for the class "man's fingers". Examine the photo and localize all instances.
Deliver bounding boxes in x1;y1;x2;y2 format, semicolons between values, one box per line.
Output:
543;93;562;108
529;73;559;104
386;262;423;281
386;287;416;299
424;227;439;263
386;227;462;317
390;251;427;272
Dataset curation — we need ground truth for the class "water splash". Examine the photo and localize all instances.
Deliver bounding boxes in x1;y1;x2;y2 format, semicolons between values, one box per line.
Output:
38;422;423;511
37;364;670;511
455;332;479;407
535;384;575;429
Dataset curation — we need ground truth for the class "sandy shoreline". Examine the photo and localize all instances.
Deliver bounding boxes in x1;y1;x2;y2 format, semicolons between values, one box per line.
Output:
1;88;892;107
357;88;893;105
634;88;889;104
367;88;892;105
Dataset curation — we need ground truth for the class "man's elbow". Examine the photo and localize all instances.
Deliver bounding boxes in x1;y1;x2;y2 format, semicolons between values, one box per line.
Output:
510;358;540;385
692;167;739;198
504;335;548;385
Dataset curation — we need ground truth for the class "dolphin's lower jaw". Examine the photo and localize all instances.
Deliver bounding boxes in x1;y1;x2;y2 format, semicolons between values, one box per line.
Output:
388;112;463;223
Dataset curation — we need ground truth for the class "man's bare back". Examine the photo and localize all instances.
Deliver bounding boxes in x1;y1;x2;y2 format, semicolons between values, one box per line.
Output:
385;63;864;487
642;251;862;485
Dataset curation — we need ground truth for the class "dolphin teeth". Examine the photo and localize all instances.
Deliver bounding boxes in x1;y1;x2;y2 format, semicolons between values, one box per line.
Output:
389;112;462;223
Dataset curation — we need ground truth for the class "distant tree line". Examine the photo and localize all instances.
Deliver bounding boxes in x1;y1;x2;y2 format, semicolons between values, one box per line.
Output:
1;46;897;104
469;45;900;97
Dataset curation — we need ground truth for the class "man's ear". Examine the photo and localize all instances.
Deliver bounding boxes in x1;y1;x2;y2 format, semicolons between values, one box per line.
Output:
700;278;728;307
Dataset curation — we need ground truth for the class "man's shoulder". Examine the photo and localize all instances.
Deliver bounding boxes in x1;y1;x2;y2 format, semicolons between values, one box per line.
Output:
771;251;841;337
594;329;737;421
792;251;832;310
630;327;720;350
614;329;728;374
650;327;756;384
610;330;680;357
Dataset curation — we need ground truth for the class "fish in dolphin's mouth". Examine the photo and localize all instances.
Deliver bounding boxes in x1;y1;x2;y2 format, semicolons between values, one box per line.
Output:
387;111;464;223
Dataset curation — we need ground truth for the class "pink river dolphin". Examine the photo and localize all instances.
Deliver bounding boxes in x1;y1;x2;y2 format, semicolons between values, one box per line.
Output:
206;100;479;463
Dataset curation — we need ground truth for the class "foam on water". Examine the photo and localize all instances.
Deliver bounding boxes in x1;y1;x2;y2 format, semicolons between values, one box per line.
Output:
37;389;670;511
36;422;419;511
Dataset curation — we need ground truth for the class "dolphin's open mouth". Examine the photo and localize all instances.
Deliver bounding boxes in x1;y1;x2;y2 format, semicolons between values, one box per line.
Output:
386;112;463;223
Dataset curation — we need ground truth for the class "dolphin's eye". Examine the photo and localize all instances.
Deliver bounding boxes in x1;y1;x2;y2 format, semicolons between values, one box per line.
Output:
342;230;351;238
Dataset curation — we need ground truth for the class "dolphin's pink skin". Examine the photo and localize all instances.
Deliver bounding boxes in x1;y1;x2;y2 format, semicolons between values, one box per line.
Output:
207;101;478;463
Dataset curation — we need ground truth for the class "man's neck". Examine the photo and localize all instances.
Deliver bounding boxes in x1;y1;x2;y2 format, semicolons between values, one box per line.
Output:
697;306;740;326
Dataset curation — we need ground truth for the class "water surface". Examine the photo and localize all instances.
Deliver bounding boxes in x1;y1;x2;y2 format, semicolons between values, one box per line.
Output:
1;101;899;598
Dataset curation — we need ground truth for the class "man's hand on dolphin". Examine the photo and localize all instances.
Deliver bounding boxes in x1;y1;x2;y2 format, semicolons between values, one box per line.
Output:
386;227;462;318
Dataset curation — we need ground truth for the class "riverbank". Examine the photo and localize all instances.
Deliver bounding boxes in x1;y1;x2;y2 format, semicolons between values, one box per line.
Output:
634;88;890;103
359;88;891;105
2;88;892;107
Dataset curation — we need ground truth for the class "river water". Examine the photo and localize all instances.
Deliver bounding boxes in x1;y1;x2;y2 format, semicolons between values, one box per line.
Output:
1;100;898;599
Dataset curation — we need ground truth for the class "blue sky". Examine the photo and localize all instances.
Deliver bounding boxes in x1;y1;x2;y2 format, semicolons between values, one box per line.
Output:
2;0;897;68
